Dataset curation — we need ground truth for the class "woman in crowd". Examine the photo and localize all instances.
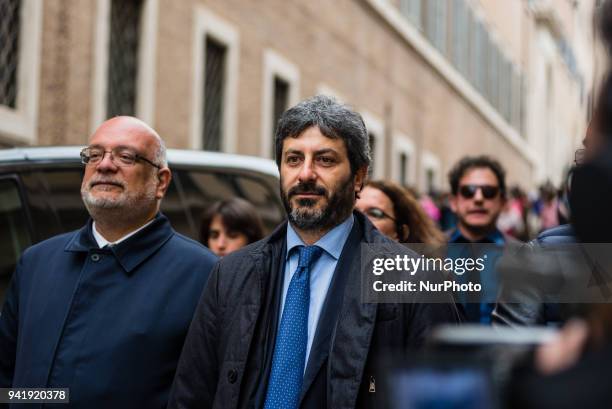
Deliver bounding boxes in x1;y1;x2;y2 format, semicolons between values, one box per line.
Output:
356;180;446;245
200;197;264;257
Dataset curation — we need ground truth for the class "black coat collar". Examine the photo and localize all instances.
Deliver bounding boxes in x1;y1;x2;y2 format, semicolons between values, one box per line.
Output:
63;213;175;275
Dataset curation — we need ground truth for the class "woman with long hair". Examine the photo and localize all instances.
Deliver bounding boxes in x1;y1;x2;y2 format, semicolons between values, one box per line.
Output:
356;180;446;245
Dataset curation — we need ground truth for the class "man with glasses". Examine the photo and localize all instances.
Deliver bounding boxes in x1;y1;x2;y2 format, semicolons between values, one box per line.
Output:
447;155;514;323
0;116;217;409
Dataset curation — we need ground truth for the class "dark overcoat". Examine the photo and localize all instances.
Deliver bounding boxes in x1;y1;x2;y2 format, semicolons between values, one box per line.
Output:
168;211;460;409
0;213;217;409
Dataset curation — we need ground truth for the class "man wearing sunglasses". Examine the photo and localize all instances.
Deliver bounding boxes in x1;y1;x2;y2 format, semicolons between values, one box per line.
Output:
447;155;513;324
0;116;217;409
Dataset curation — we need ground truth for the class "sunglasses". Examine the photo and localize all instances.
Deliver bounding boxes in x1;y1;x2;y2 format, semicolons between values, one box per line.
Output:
459;184;500;199
363;207;396;221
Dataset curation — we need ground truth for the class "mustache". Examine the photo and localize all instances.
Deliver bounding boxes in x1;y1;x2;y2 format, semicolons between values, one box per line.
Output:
288;182;327;197
87;178;125;189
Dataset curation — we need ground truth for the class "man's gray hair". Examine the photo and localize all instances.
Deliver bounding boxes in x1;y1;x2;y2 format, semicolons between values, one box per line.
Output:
274;95;371;174
153;136;168;168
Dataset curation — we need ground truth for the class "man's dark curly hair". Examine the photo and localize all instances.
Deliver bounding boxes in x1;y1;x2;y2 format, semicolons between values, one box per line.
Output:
448;155;506;198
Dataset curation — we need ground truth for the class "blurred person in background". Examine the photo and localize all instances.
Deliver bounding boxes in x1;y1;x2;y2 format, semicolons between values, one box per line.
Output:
507;2;612;407
538;182;560;232
447;155;519;324
436;191;457;232
356;180;446;245
419;191;442;223
497;186;528;241
447;156;509;244
200;197;264;257
492;112;602;327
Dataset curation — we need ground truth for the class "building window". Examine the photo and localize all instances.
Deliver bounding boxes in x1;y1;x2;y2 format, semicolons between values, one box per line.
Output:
392;133;414;186
472;20;488;95
191;6;239;152
500;59;512;123
487;40;499;110
435;0;448;55
271;76;289;156
451;0;469;77
106;0;144;118
425;0;447;54
0;0;42;143
400;0;423;29
362;111;385;179
202;37;226;152
511;72;524;135
261;49;299;158
426;168;435;193
400;153;409;187
0;0;21;109
421;151;441;194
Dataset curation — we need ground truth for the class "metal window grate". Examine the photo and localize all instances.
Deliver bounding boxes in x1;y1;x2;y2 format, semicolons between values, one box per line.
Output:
203;36;226;152
400;0;423;29
106;0;143;118
0;0;21;109
272;76;289;156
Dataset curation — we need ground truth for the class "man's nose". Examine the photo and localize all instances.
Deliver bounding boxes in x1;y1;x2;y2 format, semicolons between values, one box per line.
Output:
298;160;316;182
473;188;484;202
96;151;119;172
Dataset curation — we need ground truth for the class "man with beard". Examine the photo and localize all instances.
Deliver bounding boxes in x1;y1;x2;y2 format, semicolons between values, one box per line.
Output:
0;116;217;409
446;155;515;323
168;95;459;409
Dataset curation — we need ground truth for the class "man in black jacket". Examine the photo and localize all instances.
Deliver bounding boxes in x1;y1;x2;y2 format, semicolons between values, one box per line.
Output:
168;95;459;409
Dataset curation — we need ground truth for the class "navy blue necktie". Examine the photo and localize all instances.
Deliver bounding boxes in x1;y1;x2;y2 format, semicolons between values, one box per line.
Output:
264;245;323;409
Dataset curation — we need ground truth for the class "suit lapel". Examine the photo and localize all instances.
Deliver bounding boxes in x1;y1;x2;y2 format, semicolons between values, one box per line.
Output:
328;218;379;409
299;221;362;400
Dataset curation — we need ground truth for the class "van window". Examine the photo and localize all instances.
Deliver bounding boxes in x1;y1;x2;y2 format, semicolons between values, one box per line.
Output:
173;169;238;242
38;169;89;232
234;175;283;232
0;178;31;302
159;177;192;238
173;169;284;242
19;171;64;242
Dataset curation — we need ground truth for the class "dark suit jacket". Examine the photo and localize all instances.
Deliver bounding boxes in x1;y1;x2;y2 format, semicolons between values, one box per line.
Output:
168;212;460;409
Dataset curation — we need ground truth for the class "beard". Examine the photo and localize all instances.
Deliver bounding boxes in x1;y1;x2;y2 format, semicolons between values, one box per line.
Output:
81;175;158;221
281;174;356;232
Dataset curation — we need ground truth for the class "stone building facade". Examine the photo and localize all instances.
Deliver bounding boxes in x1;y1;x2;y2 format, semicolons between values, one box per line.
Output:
0;0;599;191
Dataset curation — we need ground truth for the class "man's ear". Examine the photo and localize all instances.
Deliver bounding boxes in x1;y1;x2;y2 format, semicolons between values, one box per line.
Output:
354;166;368;194
156;168;172;199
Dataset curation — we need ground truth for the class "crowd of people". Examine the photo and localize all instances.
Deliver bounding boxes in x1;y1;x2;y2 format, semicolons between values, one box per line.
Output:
1;1;612;408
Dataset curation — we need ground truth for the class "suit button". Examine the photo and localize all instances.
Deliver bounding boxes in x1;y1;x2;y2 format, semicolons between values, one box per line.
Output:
227;369;238;384
91;254;101;262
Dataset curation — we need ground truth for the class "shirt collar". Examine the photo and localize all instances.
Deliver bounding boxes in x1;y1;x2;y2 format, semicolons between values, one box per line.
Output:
450;227;505;245
65;213;175;275
92;219;156;248
286;214;354;260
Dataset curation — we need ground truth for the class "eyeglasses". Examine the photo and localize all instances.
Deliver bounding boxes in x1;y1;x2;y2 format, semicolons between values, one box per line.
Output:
363;207;396;221
458;184;500;199
80;147;161;169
